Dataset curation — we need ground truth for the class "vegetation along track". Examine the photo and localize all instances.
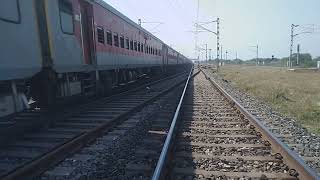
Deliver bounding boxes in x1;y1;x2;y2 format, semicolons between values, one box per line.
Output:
151;69;319;180
0;68;195;180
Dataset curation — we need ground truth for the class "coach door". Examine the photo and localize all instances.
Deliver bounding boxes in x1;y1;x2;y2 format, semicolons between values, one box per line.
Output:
80;0;95;65
161;45;168;72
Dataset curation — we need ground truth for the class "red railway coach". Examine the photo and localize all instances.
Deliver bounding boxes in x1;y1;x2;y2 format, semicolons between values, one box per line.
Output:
0;0;192;117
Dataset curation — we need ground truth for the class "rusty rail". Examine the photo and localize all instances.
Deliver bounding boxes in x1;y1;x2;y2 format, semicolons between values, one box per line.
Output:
151;67;194;180
200;69;319;180
151;68;319;180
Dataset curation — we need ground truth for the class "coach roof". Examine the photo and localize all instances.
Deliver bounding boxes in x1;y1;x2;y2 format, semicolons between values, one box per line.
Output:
94;0;165;45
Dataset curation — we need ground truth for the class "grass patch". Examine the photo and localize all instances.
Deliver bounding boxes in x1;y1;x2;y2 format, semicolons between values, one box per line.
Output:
217;65;320;134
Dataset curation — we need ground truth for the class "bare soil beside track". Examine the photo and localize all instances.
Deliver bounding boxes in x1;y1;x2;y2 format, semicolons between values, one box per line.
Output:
216;65;320;133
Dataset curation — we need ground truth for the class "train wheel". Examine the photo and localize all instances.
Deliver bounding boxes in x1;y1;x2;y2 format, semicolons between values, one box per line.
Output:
128;71;133;81
30;69;57;107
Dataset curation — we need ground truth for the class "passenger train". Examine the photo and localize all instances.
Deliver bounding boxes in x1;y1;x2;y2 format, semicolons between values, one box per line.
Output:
0;0;192;117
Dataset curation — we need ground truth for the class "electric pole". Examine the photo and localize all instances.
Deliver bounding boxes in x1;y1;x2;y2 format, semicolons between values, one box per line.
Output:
250;45;259;65
256;45;259;65
236;51;238;60
220;45;223;61
297;44;300;66
205;43;208;64
193;17;220;70
289;24;295;68
194;0;200;58
226;50;228;61
288;23;315;67
216;18;220;70
209;49;212;61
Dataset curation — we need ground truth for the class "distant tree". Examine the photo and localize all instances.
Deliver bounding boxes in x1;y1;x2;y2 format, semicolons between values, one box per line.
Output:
313;56;320;62
281;57;289;66
239;54;318;67
233;59;243;64
292;53;316;67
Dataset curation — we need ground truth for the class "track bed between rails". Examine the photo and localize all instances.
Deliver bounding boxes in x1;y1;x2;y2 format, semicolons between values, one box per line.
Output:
167;72;296;179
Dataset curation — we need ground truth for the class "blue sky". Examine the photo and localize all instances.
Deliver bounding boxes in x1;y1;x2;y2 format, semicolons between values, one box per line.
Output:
104;0;320;60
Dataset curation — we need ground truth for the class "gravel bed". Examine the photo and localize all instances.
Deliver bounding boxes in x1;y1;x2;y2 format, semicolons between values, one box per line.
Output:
182;122;249;128
135;138;164;150
173;174;272;180
180;136;263;144
204;68;320;172
38;85;183;180
185;117;245;123
186;114;240;119
188;103;229;107
182;129;255;135
0;156;30;163
185;106;233;111
173;158;289;173
176;146;272;157
193;109;238;114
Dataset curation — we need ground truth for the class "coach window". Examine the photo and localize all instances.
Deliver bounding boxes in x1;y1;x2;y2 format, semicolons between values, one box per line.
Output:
113;33;119;47
134;41;137;51
59;0;74;35
0;0;21;24
155;49;158;56
130;40;134;50
138;42;141;52
125;38;130;49
120;35;125;48
97;27;105;44
141;44;144;53
106;31;112;45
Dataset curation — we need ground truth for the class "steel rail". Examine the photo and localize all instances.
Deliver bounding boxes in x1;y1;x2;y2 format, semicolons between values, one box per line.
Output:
200;69;319;180
2;68;195;180
0;71;188;147
151;67;194;180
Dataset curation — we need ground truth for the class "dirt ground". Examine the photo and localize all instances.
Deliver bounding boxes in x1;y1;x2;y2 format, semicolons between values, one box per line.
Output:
216;65;320;134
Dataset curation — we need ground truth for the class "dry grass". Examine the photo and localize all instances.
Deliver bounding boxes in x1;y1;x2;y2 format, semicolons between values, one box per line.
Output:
217;65;320;134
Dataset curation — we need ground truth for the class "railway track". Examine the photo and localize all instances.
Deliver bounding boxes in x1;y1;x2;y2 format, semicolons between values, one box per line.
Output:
0;72;179;145
147;69;318;179
202;67;320;174
41;77;188;179
0;69;195;180
122;82;188;179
